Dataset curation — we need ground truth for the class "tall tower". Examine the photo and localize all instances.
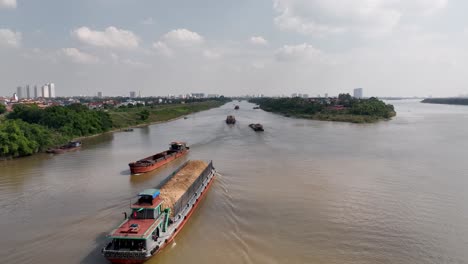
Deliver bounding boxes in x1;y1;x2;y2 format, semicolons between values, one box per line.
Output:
48;83;56;98
16;86;23;99
34;85;38;98
353;88;363;99
26;85;31;99
42;85;49;98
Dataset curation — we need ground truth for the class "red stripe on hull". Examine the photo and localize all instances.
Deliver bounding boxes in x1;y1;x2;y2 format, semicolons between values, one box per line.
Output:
129;150;188;174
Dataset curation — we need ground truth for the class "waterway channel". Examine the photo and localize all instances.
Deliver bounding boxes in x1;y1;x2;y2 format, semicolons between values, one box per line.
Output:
1;100;467;264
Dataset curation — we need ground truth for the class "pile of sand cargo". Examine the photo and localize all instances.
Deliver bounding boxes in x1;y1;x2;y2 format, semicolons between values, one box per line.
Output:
159;160;209;216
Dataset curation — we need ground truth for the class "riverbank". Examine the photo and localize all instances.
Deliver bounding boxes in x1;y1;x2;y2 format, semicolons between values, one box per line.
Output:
421;98;468;106
250;96;396;124
0;100;227;159
72;101;225;141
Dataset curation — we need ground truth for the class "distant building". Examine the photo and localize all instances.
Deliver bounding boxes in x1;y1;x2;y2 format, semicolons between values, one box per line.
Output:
97;92;103;98
16;86;23;99
291;93;298;98
129;91;136;98
191;93;205;98
302;94;309;98
34;85;39;98
42;85;49;98
353;88;363;98
26;85;31;99
324;93;328;98
13;93;18;102
48;83;56;98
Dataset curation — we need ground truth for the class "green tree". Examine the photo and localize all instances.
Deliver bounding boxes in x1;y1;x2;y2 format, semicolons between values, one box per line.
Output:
0;104;6;114
138;109;150;120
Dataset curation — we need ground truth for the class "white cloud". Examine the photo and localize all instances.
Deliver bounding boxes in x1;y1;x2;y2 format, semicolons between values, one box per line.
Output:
250;36;268;45
72;26;140;49
153;41;173;57
203;49;221;59
273;0;448;36
161;28;204;47
275;43;321;61
0;0;16;9
0;29;21;47
61;48;100;64
141;17;154;25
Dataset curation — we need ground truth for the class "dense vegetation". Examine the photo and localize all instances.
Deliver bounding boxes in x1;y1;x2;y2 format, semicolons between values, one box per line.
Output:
422;98;468;106
0;104;6;115
0;99;228;159
250;94;395;123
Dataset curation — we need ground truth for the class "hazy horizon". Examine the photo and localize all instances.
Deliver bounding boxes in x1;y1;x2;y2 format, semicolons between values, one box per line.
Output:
1;0;468;98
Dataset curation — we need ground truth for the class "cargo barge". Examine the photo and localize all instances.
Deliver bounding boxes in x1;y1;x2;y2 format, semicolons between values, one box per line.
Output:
103;160;216;264
226;115;236;124
128;142;189;174
46;141;81;154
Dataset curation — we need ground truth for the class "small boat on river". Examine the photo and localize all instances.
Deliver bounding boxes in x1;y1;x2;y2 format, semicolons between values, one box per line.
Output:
226;115;236;124
234;105;240;110
102;160;217;264
249;123;264;132
129;142;189;174
46;141;81;154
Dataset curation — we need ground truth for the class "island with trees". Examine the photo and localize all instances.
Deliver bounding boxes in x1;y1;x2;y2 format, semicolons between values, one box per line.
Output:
249;94;396;123
421;98;468;106
0;98;228;159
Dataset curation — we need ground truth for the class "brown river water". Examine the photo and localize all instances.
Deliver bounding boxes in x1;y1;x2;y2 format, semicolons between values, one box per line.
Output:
1;100;468;264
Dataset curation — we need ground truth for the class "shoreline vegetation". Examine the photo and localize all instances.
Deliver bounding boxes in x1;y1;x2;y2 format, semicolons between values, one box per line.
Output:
422;98;468;106
0;99;228;159
249;94;396;123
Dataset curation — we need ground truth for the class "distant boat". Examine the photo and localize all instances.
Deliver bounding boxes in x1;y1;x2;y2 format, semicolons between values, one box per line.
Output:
183;116;188;119
249;123;264;132
234;105;240;110
253;106;260;109
46;141;82;154
226;115;236;124
123;128;134;132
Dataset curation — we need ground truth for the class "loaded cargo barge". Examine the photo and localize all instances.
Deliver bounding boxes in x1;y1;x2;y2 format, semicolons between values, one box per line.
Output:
103;160;216;264
129;142;189;174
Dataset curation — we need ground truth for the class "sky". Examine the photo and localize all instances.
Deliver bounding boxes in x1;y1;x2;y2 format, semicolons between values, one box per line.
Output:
0;0;467;97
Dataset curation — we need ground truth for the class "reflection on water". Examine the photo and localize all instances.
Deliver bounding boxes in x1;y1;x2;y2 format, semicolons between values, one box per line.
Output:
1;100;468;264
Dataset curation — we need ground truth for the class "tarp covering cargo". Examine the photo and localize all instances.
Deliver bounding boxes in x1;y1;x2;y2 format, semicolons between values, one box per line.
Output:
159;160;213;217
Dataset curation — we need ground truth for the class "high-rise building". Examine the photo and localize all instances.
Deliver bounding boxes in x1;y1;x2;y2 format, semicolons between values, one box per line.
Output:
26;85;31;99
34;85;39;98
353;88;363;98
97;92;103;98
42;85;49;98
324;93;328;98
48;83;56;98
17;86;23;99
129;91;136;98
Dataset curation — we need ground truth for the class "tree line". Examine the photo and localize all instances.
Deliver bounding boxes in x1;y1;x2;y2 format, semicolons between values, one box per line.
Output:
0;104;113;158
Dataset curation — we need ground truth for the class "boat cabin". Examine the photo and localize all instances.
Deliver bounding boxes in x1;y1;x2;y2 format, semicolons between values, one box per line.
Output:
170;142;188;151
131;189;163;219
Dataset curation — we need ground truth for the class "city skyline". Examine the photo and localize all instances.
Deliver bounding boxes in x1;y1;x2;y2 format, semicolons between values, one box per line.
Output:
1;1;468;97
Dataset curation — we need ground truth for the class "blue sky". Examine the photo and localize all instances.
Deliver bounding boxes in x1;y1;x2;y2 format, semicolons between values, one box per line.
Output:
1;0;467;97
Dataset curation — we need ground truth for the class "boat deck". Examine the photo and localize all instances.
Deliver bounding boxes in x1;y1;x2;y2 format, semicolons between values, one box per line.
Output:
111;219;160;239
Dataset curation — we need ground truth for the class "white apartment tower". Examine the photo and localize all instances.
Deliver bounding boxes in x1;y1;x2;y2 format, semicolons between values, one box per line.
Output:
42;85;49;98
353;88;363;99
48;83;56;98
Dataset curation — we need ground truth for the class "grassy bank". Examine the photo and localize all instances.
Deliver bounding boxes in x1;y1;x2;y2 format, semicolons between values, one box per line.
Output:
109;101;225;128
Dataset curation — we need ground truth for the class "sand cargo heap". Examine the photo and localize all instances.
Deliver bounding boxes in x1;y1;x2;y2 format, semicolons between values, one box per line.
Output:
103;160;216;264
